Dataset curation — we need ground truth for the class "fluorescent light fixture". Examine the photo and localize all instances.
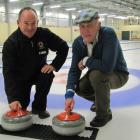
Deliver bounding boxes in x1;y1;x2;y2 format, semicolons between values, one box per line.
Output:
9;0;19;2
115;16;128;19
107;14;116;18
65;8;76;11
32;2;43;6
99;13;108;16
78;10;81;13
50;5;61;9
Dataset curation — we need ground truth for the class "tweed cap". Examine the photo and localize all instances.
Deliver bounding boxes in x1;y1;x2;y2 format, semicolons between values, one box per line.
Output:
74;9;99;24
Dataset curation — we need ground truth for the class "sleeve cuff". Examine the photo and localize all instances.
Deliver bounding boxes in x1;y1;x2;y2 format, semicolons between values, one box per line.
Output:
65;89;75;99
82;57;89;66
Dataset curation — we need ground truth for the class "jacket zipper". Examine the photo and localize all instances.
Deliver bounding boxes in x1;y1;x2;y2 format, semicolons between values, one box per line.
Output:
31;41;33;47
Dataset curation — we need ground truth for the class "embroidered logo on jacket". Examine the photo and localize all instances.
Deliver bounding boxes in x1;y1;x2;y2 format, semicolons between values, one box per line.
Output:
38;41;47;55
38;42;44;49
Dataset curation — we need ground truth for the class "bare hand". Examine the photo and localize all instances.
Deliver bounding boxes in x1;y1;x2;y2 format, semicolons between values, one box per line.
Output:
78;60;85;70
41;64;56;73
9;101;22;111
65;98;75;112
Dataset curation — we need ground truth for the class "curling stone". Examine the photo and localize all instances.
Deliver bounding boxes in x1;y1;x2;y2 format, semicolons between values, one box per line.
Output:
1;109;32;131
52;110;85;136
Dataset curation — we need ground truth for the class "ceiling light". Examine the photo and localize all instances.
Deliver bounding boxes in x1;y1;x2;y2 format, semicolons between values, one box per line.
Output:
115;16;128;19
99;13;108;16
9;0;19;2
50;5;61;9
32;2;43;6
65;8;76;11
108;15;116;18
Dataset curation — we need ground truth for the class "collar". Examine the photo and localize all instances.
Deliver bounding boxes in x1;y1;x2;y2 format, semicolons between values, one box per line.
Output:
83;31;99;46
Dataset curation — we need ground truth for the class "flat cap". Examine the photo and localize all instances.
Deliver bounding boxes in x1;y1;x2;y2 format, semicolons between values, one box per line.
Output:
74;9;99;24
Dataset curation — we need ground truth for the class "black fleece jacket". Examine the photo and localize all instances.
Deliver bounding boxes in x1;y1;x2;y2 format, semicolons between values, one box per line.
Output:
2;27;69;103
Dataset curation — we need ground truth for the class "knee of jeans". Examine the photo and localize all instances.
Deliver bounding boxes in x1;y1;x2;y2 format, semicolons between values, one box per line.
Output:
88;70;109;84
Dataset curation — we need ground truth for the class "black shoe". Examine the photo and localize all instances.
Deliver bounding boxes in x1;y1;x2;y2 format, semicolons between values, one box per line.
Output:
90;103;96;112
90;114;112;127
32;110;50;119
39;111;50;119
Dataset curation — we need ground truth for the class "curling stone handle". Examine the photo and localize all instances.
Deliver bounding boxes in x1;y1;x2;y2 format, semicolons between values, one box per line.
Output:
14;106;21;116
16;109;24;117
13;108;28;117
64;106;72;120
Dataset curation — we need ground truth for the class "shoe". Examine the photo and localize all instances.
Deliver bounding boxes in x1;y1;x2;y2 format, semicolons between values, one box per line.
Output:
38;111;50;119
90;114;112;127
90;103;96;112
32;110;50;119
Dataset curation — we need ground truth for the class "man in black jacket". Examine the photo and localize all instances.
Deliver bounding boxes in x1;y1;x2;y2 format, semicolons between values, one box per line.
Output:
2;7;69;119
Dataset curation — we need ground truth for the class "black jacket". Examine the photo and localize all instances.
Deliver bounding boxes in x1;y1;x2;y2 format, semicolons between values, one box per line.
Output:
2;27;69;102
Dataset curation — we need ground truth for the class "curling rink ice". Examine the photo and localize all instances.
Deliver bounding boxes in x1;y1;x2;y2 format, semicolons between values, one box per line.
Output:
0;41;140;140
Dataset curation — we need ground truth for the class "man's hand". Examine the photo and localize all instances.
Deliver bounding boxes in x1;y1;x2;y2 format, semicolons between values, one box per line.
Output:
65;98;75;112
41;64;56;74
9;101;22;111
78;60;85;70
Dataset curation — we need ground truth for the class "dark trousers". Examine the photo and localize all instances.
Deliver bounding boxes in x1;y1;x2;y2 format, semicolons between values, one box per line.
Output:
19;72;54;111
76;70;129;117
